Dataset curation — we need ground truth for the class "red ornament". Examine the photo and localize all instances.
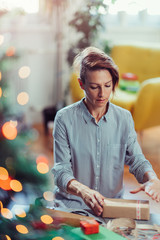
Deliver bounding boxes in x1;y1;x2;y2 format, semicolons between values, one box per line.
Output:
121;73;138;81
80;220;99;235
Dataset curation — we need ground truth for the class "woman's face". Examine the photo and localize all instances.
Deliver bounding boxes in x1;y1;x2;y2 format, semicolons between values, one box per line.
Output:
79;69;113;109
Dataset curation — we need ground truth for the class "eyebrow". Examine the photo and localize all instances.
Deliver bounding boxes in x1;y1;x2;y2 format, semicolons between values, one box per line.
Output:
88;80;112;85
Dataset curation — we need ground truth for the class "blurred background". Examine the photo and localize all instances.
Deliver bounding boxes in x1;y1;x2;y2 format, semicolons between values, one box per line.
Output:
0;0;160;237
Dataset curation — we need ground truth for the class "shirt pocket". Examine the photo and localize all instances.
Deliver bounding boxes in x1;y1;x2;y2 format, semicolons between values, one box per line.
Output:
107;143;126;169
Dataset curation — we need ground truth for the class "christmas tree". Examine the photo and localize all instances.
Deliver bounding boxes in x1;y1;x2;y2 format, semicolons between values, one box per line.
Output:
0;34;64;239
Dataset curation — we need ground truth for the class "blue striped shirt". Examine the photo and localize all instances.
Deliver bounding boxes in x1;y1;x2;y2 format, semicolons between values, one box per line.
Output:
52;98;153;209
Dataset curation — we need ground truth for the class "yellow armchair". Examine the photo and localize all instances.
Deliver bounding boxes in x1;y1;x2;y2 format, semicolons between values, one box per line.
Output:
132;77;160;131
111;77;160;131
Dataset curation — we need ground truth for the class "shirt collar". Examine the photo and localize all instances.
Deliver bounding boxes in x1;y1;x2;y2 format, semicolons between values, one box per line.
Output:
80;98;112;124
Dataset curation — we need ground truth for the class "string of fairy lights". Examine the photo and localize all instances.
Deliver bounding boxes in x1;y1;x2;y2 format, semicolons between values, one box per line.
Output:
0;33;65;240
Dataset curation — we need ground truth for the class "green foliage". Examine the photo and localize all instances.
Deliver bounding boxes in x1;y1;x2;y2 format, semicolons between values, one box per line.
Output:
67;0;108;65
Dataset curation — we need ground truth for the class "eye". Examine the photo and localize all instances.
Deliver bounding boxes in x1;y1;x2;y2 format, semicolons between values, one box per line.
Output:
90;86;98;89
105;84;111;88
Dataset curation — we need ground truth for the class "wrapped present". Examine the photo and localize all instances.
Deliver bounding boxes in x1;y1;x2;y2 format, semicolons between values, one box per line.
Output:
102;198;150;220
80;219;99;235
45;208;94;227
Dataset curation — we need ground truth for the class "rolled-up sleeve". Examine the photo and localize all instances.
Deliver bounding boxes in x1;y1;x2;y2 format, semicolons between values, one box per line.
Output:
125;112;154;183
52;111;75;192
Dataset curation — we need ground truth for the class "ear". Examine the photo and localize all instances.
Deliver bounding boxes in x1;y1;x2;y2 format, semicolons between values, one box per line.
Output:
78;78;84;90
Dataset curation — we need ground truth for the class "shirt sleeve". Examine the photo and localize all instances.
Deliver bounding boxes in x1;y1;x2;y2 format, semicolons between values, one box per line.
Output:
52;111;75;193
125;111;155;183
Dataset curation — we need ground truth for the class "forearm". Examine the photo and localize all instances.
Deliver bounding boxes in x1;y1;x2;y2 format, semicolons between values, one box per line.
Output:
143;170;158;183
67;179;89;198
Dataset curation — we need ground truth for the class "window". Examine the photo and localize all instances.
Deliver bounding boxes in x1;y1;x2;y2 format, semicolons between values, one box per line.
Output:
104;0;160;15
0;0;39;14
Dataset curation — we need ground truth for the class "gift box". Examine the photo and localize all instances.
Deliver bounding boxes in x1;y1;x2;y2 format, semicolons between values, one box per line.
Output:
45;208;94;227
80;219;99;235
102;198;150;220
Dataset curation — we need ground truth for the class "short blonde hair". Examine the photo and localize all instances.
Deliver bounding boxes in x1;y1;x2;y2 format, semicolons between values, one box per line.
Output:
73;46;119;92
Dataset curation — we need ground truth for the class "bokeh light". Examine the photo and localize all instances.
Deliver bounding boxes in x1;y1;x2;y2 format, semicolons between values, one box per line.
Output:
1;208;13;219
18;66;31;79
0;200;3;210
0;34;4;45
0;87;2;98
10;120;18;127
5;235;11;240
0;177;12;190
15;209;26;218
43;191;54;201
36;155;49;165
17;91;29;105
6;46;16;57
40;215;53;224
16;225;29;234
37;162;49;174
0;71;2;80
2;121;17;140
52;237;64;240
10;179;23;192
0;167;9;180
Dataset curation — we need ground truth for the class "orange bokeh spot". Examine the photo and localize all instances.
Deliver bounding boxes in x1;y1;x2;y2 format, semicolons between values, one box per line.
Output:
16;224;29;234
0;201;3;211
5;235;11;240
2;121;17;140
0;71;2;80
43;191;54;201
52;237;64;240
15;209;26;218
41;215;53;224
10;179;23;192
6;46;16;57
0;177;12;190
0;167;9;180
37;162;49;174
0;87;2;97
36;155;49;165
1;208;13;219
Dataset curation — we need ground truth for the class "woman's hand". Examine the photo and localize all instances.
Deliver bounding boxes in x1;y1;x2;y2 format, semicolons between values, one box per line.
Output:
80;187;104;216
130;178;160;202
67;179;104;216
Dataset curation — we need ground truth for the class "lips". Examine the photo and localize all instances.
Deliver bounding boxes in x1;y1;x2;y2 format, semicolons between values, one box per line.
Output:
97;99;106;102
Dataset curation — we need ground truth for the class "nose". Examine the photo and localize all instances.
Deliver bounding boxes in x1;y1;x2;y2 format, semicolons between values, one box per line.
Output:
98;87;104;97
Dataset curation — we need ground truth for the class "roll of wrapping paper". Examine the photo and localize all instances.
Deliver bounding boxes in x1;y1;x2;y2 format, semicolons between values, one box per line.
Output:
102;198;150;220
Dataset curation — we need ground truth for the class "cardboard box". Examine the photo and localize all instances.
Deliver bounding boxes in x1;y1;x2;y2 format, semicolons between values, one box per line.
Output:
102;198;150;220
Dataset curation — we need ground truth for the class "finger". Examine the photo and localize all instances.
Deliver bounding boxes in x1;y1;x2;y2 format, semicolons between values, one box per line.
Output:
130;185;144;194
95;194;104;206
90;198;103;216
156;194;160;202
145;185;152;194
150;191;159;200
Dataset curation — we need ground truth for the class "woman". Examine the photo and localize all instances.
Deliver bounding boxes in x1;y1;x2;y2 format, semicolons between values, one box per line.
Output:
52;46;160;216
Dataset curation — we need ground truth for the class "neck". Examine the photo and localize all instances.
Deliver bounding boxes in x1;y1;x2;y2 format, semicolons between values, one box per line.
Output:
84;99;109;123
